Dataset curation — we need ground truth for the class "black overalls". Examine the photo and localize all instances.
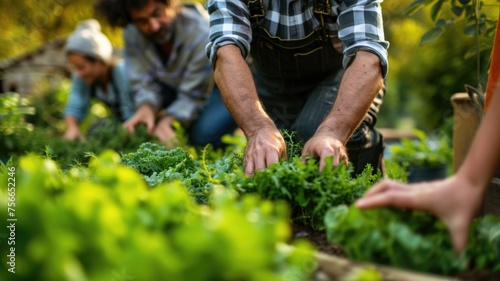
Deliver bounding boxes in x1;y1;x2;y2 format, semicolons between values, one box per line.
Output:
246;0;385;175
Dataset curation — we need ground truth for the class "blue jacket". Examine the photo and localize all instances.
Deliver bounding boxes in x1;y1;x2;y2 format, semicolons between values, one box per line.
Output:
64;60;135;122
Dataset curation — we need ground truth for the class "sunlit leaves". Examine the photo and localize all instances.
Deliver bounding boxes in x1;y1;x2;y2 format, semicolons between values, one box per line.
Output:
419;19;454;45
406;0;496;46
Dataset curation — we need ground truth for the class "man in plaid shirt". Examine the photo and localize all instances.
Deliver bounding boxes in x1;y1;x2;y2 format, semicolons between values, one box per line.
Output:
206;0;389;175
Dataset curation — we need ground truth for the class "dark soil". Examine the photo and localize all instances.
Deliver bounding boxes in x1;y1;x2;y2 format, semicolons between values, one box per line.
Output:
291;224;345;257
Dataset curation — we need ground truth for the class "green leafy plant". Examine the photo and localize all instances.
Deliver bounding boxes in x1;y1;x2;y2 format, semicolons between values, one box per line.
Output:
0;152;316;281
122;141;380;230
406;0;498;91
241;158;380;230
325;204;500;276
0;92;35;154
387;129;452;168
406;0;497;47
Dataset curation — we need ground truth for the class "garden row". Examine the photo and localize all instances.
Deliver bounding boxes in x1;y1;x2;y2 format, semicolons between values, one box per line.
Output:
1;91;500;280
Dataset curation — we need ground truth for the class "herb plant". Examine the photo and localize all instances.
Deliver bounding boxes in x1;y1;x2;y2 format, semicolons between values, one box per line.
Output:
0;152;315;281
325;205;500;276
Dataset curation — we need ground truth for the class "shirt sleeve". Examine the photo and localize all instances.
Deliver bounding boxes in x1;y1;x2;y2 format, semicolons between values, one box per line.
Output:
205;0;253;68
123;26;164;109
64;73;90;122
166;24;213;124
113;60;136;121
338;0;390;78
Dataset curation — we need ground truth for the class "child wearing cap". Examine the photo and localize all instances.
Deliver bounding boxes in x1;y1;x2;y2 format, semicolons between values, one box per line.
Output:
63;19;134;140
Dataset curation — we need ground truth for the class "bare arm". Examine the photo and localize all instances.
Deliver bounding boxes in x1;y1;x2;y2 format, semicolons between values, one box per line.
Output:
458;86;500;186
303;51;384;169
356;85;500;253
213;44;286;175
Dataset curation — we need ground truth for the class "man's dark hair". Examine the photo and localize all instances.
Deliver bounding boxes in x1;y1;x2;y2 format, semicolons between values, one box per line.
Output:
94;0;172;28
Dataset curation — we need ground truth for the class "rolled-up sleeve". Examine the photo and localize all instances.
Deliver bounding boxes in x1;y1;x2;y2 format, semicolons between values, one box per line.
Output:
338;0;389;78
206;0;253;68
64;74;90;122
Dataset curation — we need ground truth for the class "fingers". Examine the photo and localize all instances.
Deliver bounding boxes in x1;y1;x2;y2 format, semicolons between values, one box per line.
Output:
243;130;285;176
355;190;416;210
355;180;425;211
244;158;255;176
449;222;470;254
320;147;348;172
123;120;136;134
244;148;280;176
362;180;407;197
145;116;155;134
126;104;157;135
302;136;348;172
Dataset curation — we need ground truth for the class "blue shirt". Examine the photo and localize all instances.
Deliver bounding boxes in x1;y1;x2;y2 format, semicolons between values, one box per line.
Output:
64;60;134;122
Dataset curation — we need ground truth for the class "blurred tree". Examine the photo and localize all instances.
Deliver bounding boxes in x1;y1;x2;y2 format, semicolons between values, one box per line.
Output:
378;0;498;130
0;0;123;60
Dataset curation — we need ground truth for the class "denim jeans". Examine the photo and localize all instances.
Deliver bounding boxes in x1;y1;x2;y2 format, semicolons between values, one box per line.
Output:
250;25;385;175
159;83;237;148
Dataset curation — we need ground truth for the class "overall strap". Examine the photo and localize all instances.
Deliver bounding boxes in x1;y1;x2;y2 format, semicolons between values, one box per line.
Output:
247;0;265;26
313;0;331;41
246;0;335;41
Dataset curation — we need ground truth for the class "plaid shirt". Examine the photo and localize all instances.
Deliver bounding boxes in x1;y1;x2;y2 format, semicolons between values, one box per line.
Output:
124;3;213;124
206;0;389;77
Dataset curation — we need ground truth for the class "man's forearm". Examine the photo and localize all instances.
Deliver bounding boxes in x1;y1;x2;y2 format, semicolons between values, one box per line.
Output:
213;45;276;138
316;51;384;143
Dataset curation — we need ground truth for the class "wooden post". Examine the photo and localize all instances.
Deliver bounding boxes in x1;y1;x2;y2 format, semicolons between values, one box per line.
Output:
450;93;481;172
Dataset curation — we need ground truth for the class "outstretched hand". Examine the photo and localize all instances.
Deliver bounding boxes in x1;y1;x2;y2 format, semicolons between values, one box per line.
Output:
301;132;348;171
123;104;156;135
355;176;485;253
243;126;287;176
154;115;178;148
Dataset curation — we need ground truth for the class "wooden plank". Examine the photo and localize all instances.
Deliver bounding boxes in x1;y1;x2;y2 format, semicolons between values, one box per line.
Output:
313;251;459;281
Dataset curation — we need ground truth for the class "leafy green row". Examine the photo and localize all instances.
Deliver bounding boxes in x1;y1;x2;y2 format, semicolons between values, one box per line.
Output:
121;142;380;230
325;205;500;276
1;92;159;168
3;119;157;169
0;152;315;281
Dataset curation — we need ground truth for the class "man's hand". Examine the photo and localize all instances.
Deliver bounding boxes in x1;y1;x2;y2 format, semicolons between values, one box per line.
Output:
243;126;287;176
124;104;156;135
154;115;178;148
302;131;348;171
355;176;484;254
